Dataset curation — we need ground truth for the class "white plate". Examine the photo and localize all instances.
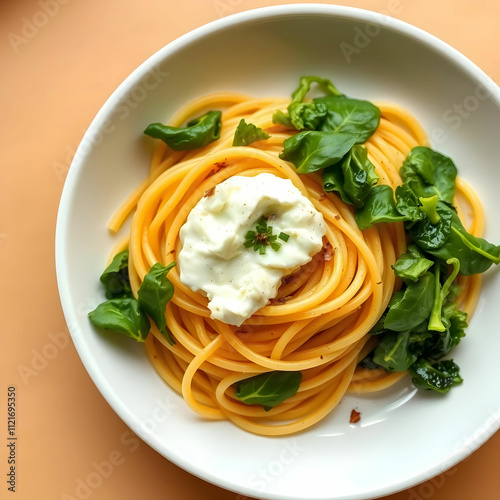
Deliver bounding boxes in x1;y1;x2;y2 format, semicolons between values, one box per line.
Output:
55;5;500;499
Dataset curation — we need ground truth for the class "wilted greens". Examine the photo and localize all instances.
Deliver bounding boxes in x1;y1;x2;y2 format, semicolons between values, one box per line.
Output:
137;262;177;345
89;253;176;344
280;131;357;174
323;145;378;207
276;76;499;394
144;110;222;150
233;119;270;146
88;298;151;342
99;249;132;299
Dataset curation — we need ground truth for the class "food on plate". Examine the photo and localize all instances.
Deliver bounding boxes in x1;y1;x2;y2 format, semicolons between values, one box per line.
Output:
89;76;500;435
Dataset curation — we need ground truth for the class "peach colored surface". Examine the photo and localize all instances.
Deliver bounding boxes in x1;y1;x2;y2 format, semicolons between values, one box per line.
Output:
1;1;499;499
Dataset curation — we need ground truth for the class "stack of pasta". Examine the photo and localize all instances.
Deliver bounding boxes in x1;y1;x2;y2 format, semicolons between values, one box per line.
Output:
106;92;482;436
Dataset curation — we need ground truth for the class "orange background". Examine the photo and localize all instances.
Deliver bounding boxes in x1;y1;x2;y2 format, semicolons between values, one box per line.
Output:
1;1;499;499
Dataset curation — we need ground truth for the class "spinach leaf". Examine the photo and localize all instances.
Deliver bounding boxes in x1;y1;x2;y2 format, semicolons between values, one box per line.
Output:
235;371;302;411
287;101;328;131
384;272;436;332
400;146;457;204
428;258;460;332
424;303;467;360
279;131;357;174
290;75;342;102
395;179;424;222
88;298;151;342
232;119;270;146
408;201;453;250
273;75;340;130
409;359;463;393
314;95;381;143
392;244;434;283
100;250;132;299
355;185;409;229
144;111;222;151
137;262;176;345
412;204;500;275
323;145;378;207
372;330;418;372
272;109;292;127
274;75;380;141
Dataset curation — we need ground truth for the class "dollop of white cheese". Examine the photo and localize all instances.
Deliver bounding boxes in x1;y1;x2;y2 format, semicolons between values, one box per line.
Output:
178;173;327;326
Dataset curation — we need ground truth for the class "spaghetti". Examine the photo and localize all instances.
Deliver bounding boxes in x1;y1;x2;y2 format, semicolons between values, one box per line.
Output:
107;92;483;436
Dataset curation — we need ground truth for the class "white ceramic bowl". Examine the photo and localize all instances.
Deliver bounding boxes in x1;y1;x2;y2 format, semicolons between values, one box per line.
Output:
56;5;500;500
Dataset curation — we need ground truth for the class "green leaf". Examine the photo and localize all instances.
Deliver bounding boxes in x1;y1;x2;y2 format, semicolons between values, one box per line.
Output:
424;303;467;360
235;371;302;411
384;272;436;332
232;119;270;146
100;250;132;299
287;101;328;130
409;358;463;393
355;185;409;229
272;109;292;127
323;145;378;207
137;262;176;345
315;95;381;143
408;201;453;251
395;179;424;222
144;111;222;151
372;330;418;372
275;75;379;149
88;298;151;342
428;258;461;332
411;203;500;275
392;244;434;283
290;75;342;103
280;131;358;174
400;146;457;204
273;75;340;130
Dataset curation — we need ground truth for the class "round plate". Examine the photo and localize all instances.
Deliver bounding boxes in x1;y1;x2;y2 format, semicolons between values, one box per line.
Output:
56;5;500;499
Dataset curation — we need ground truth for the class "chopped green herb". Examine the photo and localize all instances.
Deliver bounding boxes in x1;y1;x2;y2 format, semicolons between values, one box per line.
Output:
244;217;287;254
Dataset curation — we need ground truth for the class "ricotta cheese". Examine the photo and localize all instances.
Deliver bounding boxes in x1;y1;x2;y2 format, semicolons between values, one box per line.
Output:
178;173;327;326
